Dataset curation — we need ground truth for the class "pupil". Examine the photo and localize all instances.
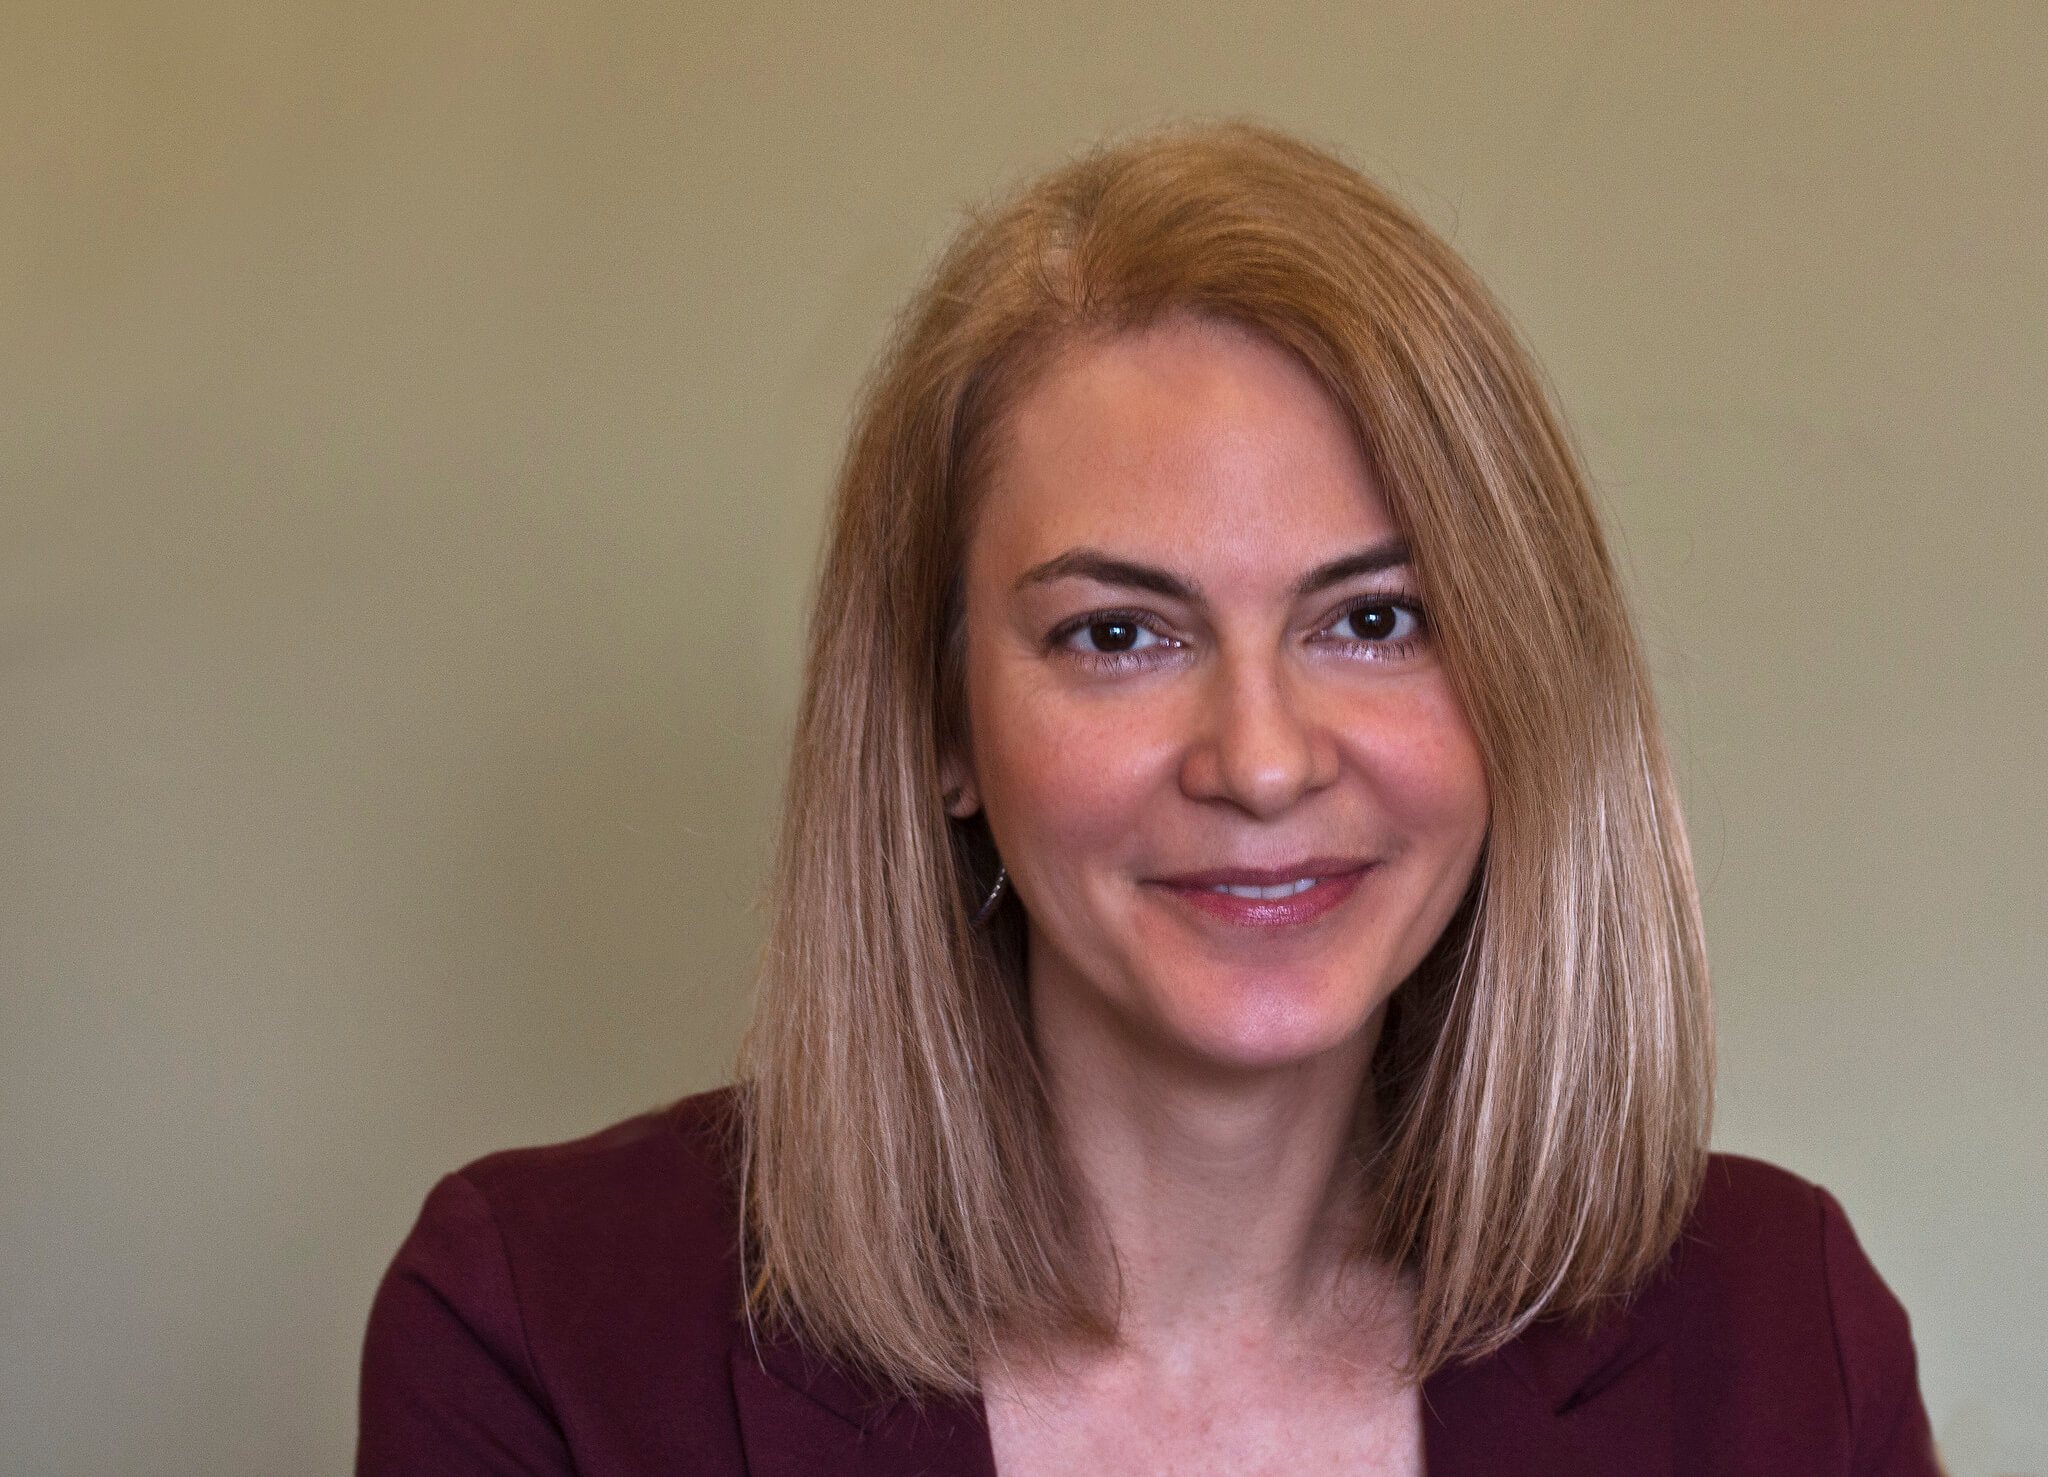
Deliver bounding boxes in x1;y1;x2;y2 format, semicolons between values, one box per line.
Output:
1093;621;1138;651
1353;605;1394;638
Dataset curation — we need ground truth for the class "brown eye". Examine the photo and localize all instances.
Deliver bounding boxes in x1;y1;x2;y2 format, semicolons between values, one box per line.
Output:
1087;619;1142;652
1334;601;1420;643
1057;615;1170;658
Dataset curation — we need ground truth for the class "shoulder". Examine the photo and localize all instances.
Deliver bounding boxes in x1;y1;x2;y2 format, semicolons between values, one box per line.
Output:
447;1085;749;1375
453;1086;742;1277
1661;1153;1936;1473
1661;1155;1855;1382
1425;1153;1937;1476
360;1089;754;1476
1677;1153;1916;1380
1675;1151;1842;1314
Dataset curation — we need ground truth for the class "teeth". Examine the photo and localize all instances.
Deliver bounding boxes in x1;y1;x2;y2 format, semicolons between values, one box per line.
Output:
1211;878;1318;900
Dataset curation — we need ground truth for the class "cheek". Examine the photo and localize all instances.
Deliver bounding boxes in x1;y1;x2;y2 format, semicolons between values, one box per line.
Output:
973;686;1170;861
1359;685;1492;858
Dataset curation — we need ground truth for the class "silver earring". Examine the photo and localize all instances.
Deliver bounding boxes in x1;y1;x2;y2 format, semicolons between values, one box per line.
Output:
972;864;1009;925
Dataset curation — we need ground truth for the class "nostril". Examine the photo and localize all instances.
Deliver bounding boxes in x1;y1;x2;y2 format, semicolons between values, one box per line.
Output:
1178;666;1334;815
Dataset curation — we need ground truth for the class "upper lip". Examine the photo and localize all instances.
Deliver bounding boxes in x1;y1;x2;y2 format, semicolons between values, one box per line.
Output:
1151;857;1371;889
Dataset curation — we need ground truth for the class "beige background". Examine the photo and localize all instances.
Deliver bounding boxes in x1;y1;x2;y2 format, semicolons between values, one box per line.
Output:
3;3;2042;1473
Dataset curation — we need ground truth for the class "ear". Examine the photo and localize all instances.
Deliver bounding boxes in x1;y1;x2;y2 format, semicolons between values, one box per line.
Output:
939;749;981;819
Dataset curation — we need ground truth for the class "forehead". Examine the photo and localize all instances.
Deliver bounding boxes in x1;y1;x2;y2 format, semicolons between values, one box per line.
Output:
972;317;1398;585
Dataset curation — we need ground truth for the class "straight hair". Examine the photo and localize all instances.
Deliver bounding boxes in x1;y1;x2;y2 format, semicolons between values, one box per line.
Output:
740;121;1713;1393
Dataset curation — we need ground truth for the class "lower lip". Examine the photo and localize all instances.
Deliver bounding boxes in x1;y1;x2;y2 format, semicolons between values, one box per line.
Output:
1156;869;1368;928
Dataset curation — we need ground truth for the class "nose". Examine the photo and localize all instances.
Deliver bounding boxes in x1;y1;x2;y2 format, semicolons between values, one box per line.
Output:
1178;652;1339;819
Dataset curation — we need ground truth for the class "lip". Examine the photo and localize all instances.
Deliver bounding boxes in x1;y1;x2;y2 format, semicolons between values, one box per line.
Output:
1149;857;1372;929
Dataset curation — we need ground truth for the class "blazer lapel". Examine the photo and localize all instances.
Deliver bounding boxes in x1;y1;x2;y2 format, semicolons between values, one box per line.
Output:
1423;1283;1675;1477
732;1284;1675;1477
730;1340;998;1477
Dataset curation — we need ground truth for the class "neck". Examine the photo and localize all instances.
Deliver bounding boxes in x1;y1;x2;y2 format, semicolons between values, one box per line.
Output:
1030;975;1390;1347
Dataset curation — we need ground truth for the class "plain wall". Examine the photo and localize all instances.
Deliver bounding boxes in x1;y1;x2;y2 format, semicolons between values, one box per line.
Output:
3;3;2042;1473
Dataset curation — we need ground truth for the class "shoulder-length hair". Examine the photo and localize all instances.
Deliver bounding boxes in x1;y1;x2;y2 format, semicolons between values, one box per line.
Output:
739;121;1712;1393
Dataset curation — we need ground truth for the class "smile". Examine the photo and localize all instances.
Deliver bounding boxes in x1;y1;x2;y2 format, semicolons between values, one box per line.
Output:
1152;860;1372;928
1210;878;1319;900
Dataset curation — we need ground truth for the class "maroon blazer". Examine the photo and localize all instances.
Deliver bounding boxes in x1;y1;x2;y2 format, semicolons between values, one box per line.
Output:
358;1090;1938;1475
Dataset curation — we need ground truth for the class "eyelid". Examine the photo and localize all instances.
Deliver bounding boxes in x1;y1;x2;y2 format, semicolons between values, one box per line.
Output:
1044;591;1426;655
1312;583;1423;626
1045;606;1188;663
1311;592;1430;653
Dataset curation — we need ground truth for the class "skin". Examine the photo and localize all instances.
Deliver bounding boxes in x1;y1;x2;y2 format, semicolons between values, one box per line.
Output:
946;316;1490;1475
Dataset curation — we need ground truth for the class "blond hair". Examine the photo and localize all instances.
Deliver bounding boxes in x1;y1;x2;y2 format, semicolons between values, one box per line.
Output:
739;121;1712;1392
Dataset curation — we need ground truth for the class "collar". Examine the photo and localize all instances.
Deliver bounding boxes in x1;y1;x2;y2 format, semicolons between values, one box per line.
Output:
1422;1271;1677;1476
731;1337;998;1477
731;1276;1676;1477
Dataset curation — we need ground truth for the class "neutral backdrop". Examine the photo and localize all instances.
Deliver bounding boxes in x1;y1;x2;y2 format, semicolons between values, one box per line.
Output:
3;4;2042;1474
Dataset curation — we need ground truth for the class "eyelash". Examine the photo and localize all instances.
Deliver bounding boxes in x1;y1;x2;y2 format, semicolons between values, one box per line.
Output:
1046;607;1176;670
1314;598;1429;658
1047;597;1430;671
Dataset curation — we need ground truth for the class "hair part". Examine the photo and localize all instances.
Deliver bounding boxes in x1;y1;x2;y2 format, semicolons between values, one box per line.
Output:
739;120;1713;1394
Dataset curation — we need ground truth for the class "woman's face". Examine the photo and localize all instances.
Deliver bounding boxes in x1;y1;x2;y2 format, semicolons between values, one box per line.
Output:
950;316;1490;1077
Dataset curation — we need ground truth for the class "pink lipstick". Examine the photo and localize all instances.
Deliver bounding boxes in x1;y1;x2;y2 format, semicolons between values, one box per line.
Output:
1151;859;1371;928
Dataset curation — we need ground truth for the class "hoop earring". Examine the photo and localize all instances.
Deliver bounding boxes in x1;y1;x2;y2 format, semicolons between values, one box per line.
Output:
972;864;1009;926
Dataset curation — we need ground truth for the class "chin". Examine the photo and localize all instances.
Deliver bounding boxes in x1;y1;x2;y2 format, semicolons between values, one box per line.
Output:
1151;971;1383;1075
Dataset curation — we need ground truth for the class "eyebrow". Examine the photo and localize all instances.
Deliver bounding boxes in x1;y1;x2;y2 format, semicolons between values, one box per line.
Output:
1290;539;1412;597
1015;550;1198;601
1014;538;1411;603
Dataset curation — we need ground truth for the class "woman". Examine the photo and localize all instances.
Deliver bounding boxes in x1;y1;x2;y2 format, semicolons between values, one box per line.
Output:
359;123;1938;1475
